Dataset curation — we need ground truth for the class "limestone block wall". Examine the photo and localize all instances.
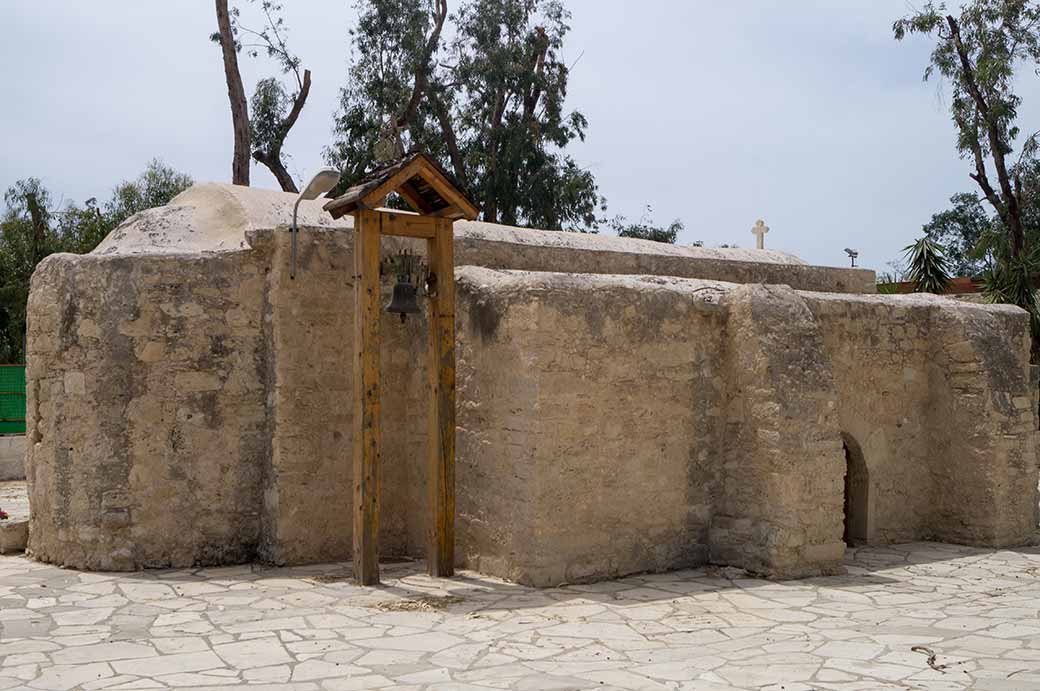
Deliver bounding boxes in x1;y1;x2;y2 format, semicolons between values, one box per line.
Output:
453;276;1039;583
247;224;878;568
710;285;846;578
454;269;726;586
452;224;877;294
925;303;1039;546
806;296;936;543
806;293;1040;547
253;229;430;565
22;194;1038;582
26;253;268;570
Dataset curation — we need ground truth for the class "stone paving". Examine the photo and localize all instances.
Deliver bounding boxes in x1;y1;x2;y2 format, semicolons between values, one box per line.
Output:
0;483;28;521
1;542;1040;690
0;482;29;555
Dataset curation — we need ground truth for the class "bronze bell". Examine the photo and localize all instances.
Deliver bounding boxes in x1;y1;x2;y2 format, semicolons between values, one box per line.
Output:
386;280;421;322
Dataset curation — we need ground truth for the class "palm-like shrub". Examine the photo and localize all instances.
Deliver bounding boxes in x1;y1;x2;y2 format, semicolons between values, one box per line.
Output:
904;237;952;294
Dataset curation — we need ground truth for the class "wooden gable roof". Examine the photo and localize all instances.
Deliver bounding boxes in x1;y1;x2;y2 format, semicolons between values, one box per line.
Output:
323;152;479;221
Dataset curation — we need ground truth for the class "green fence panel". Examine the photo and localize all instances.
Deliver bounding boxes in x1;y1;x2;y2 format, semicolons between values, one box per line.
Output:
0;365;26;435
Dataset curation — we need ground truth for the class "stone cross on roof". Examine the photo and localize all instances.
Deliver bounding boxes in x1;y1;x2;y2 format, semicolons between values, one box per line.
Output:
751;219;769;250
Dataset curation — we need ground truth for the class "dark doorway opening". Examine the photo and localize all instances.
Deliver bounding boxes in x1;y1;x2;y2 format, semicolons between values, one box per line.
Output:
842;434;869;545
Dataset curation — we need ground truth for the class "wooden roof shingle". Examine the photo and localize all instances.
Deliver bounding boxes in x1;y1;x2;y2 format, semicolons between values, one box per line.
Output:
323;152;479;221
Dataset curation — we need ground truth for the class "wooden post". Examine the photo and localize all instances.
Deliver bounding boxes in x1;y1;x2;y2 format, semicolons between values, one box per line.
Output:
426;218;456;577
353;209;382;585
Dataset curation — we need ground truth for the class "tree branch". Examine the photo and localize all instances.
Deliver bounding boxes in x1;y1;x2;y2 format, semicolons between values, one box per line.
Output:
216;0;251;186
396;0;448;131
430;90;466;183
252;149;297;193
282;68;311;139
947;13;1024;255
957;112;1007;216
253;69;310;193
523;26;549;124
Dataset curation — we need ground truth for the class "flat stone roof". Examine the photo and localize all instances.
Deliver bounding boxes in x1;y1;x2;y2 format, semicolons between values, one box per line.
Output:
95;183;805;265
89;183;875;293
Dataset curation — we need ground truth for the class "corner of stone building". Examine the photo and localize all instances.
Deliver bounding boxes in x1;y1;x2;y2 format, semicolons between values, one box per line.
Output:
710;284;847;578
26;250;270;571
926;302;1040;547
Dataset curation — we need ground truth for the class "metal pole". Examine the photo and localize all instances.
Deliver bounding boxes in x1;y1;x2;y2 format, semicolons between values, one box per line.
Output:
291;198;301;280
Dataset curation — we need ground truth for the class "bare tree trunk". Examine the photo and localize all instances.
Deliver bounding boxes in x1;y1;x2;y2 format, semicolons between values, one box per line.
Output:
947;14;1025;257
25;192;46;266
481;90;508;224
522;26;548;126
215;0;251;186
395;0;448;133
430;93;466;184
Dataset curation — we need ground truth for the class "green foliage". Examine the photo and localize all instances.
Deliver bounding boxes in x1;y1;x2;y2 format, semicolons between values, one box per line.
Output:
893;1;1040;167
981;249;1038;307
0;161;191;363
896;1;1040;355
105;160;193;229
920;192;997;277
249;78;291;157
54;198;111;255
327;0;604;231
214;0;309;191
903;237;953;294
980;249;1040;346
876;260;908;293
330;0;438;185
608;206;683;244
919;160;1040;274
0;179;57;362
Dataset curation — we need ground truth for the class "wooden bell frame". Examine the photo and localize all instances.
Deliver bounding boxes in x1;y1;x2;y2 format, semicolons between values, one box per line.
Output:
324;154;478;585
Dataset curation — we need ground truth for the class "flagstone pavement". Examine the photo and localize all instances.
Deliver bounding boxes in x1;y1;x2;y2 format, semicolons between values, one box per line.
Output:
1;542;1040;691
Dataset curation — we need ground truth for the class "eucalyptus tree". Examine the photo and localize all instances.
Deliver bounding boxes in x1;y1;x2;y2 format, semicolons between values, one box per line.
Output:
213;0;312;192
895;1;1040;319
327;0;604;231
214;0;251;186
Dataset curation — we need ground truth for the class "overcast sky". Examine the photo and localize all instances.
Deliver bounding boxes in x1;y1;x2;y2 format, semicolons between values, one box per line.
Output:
5;1;1040;270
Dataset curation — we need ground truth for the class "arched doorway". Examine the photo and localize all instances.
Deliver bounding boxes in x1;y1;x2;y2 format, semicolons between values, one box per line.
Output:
843;434;869;545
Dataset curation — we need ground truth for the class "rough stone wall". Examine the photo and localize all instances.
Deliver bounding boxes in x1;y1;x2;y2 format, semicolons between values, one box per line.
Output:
711;285;846;577
454;227;877;294
25;253;267;570
253;229;430;565
805;294;1040;548
455;268;726;586
455;278;1037;584
926;303;1039;546
805;295;935;543
22;185;1038;582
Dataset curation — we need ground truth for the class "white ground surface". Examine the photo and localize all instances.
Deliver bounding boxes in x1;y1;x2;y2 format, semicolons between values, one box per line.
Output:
2;540;1040;690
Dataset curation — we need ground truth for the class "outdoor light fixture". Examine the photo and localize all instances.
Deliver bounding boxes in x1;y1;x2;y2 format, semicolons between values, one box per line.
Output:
291;167;341;279
383;250;429;322
844;248;859;268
